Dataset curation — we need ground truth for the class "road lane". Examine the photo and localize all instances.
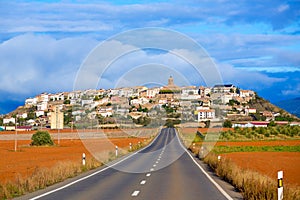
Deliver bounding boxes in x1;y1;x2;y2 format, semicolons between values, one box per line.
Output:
26;128;233;200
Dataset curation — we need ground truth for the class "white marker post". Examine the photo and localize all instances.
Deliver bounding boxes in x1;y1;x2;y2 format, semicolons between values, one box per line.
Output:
129;143;132;151
82;153;86;166
278;171;283;200
115;146;118;157
218;155;221;161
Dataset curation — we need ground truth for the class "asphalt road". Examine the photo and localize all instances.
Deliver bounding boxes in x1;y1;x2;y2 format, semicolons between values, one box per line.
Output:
26;128;233;200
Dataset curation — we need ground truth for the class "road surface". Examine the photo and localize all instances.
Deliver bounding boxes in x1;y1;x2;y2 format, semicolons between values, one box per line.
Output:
26;128;233;200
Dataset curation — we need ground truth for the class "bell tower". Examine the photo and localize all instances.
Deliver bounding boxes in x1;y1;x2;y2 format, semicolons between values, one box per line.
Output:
168;76;174;86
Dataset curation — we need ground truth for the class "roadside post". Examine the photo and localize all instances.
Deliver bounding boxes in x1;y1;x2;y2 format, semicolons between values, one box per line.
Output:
218;155;221;161
278;171;283;200
129;143;132;151
115;146;118;157
82;153;86;166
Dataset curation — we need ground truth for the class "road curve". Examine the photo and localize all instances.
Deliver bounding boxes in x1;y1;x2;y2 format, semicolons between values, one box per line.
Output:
25;128;233;200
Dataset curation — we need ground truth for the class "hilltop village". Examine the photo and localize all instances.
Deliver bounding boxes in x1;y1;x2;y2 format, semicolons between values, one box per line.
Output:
1;76;298;131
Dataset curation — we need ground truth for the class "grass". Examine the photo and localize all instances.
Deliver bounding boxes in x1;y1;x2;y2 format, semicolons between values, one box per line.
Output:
203;153;300;200
0;159;101;199
212;145;300;154
0;136;155;200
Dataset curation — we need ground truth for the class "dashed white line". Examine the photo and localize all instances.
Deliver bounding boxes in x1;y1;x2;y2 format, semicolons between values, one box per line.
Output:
140;180;146;185
146;173;151;177
153;164;156;167
150;168;154;171
131;190;140;197
156;161;159;164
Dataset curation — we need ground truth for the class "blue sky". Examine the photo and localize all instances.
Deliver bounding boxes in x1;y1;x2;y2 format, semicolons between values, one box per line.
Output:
0;0;300;114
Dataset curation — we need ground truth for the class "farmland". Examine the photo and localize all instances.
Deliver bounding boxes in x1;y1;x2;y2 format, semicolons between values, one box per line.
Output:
0;128;156;199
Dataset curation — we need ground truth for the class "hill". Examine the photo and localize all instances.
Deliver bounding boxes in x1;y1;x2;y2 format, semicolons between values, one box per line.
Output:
247;94;299;121
275;97;300;118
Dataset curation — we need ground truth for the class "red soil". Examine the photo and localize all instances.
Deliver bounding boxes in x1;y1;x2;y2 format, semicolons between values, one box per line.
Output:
222;152;300;186
0;138;144;184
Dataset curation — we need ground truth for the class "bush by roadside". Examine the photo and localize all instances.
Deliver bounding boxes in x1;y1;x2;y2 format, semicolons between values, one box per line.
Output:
31;131;54;146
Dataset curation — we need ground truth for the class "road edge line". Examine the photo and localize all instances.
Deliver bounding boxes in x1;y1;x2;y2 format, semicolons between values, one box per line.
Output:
175;129;234;200
30;128;162;200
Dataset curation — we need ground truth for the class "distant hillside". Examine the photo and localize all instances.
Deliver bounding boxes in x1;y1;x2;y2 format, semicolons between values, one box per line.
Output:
247;94;299;121
275;97;300;118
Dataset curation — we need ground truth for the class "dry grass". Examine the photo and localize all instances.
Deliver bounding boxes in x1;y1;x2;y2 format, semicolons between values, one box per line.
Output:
0;136;153;200
0;159;101;199
203;153;300;200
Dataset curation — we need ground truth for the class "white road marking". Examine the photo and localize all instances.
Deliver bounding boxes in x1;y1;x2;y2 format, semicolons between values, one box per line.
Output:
153;164;156;167
156;161;159;164
150;168;154;171
140;180;146;185
176;130;234;200
131;190;140;196
29;129;163;200
146;173;151;177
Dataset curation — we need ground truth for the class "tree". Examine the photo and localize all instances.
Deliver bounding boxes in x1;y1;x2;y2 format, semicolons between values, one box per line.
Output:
268;120;276;127
31;131;54;146
223;120;232;128
94;95;99;101
63;99;70;104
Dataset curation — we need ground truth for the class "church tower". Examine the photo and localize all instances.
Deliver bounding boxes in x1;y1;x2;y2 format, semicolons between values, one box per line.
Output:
168;76;174;86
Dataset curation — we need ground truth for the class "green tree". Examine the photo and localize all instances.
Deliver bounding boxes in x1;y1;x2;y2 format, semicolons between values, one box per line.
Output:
63;99;70;104
223;120;232;128
94;95;99;101
268;120;276;127
31;131;54;146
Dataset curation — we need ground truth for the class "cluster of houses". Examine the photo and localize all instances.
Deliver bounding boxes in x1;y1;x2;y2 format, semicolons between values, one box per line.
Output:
2;76;285;131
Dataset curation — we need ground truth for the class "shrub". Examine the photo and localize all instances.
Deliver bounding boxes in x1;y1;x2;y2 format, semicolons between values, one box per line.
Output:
223;120;232;128
31;131;54;146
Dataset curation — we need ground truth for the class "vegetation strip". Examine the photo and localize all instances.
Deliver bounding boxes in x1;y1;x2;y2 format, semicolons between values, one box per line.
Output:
213;145;300;154
203;153;300;200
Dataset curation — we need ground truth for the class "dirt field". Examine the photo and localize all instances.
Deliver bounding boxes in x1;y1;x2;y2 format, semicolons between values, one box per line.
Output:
222;152;300;186
0;137;145;184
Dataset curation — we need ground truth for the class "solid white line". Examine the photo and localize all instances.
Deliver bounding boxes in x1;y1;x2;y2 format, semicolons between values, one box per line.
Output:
30;129;162;200
131;190;140;196
146;173;151;177
140;180;146;185
175;129;233;200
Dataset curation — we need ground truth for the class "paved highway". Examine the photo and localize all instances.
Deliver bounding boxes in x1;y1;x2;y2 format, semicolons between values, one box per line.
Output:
27;128;233;200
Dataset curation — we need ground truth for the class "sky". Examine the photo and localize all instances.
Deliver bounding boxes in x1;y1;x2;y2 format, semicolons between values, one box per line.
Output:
0;0;300;114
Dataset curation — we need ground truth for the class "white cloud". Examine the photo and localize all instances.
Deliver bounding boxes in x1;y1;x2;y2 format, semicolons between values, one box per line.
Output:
0;34;98;95
217;62;286;89
277;4;289;13
282;84;300;96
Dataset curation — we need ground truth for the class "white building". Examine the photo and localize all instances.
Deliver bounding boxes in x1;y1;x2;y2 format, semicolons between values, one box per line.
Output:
3;117;16;124
130;97;149;105
146;88;160;98
17;113;28;119
196;107;215;121
35;110;45;117
212;84;235;93
181;86;198;96
25;97;37;106
221;93;233;104
37;101;48;111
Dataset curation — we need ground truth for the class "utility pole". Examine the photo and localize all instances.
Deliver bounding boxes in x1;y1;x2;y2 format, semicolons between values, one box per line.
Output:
56;106;60;145
14;117;17;152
